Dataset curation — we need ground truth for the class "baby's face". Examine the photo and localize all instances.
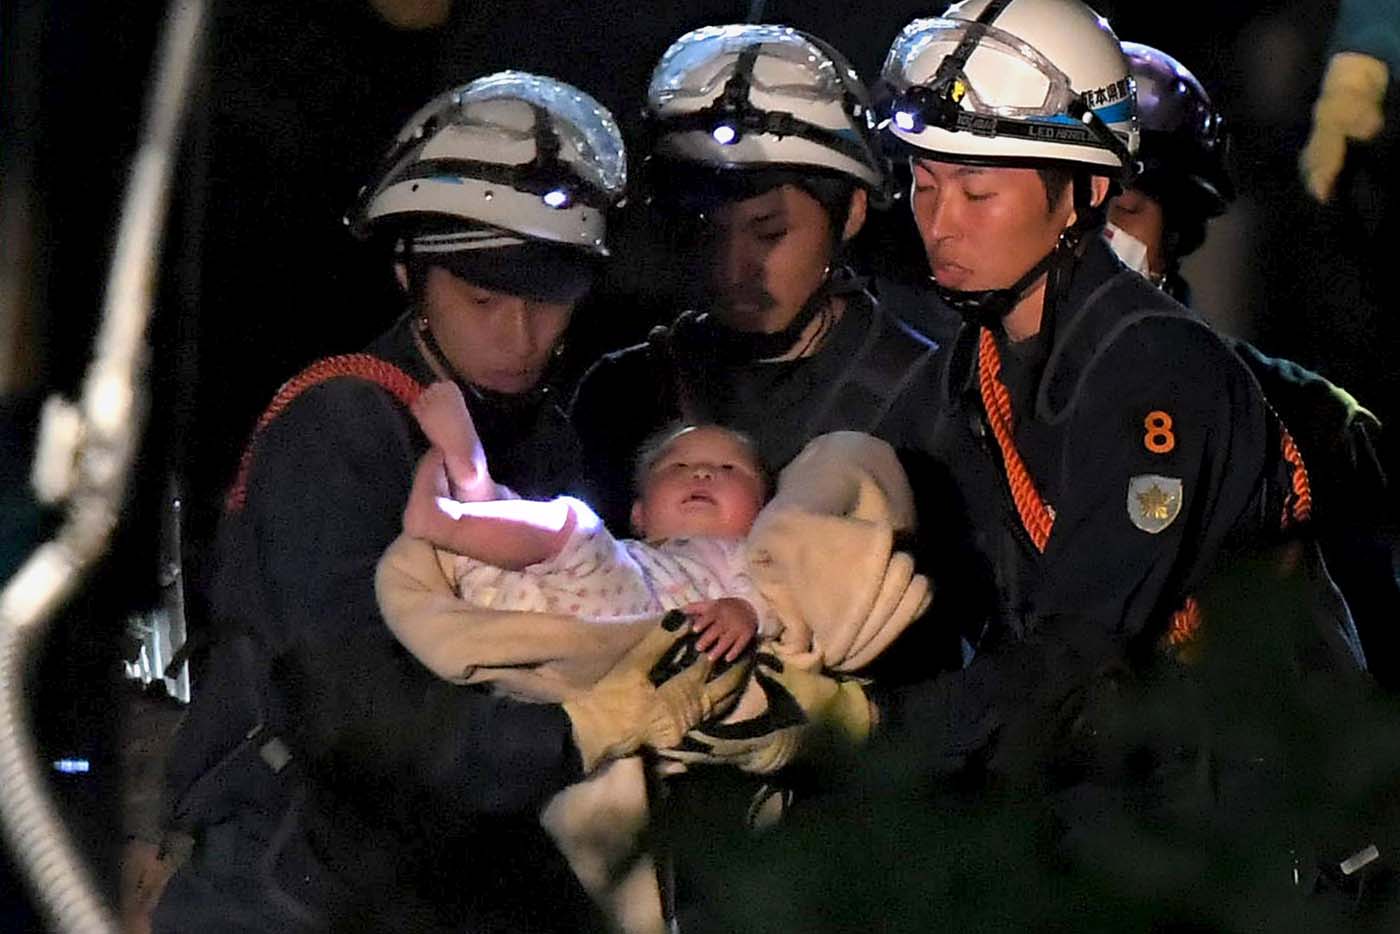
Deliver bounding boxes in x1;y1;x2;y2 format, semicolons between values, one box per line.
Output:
631;427;766;542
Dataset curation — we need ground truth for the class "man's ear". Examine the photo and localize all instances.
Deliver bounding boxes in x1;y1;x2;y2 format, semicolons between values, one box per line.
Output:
629;500;647;538
840;187;869;243
1066;175;1114;227
393;262;409;292
1088;175;1112;209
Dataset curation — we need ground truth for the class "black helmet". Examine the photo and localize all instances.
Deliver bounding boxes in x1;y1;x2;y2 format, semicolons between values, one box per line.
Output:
1123;42;1234;232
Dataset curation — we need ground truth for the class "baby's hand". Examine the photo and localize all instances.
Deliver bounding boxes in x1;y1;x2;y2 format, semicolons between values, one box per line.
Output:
412;381;489;499
684;597;758;662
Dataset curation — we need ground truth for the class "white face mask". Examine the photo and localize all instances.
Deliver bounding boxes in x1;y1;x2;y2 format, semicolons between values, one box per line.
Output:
1103;223;1155;280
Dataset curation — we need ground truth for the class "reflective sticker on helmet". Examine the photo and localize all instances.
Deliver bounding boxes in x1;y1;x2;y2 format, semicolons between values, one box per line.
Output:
1092;98;1134;124
1084;78;1132;109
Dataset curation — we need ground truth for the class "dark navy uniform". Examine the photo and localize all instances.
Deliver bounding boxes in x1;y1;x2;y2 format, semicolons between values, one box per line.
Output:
1230;341;1399;690
570;281;938;532
1165;281;1396;690
155;314;605;934
876;273;967;351
875;239;1366;771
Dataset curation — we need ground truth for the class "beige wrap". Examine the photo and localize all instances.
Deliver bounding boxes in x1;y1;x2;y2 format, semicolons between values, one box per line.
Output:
374;431;933;933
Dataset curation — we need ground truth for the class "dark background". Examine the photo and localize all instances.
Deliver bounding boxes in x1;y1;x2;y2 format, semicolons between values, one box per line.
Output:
14;0;1397;537
2;0;1395;924
12;0;1397;536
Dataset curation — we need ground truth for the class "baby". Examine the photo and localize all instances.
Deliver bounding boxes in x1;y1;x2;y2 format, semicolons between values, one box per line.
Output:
401;380;775;663
377;382;933;934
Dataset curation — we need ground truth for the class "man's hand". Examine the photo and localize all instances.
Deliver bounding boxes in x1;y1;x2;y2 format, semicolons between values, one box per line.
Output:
658;654;873;775
684;597;758;662
564;613;752;773
119;836;189;934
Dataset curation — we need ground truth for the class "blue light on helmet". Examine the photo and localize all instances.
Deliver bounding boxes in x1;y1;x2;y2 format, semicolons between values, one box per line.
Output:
892;108;923;133
711;123;738;145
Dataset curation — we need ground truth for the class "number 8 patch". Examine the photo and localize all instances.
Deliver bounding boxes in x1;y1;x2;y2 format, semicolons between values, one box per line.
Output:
1144;410;1175;454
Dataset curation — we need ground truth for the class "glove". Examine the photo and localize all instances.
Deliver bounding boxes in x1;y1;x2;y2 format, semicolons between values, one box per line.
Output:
563;612;751;773
658;654;873;775
1299;52;1390;202
840;550;932;673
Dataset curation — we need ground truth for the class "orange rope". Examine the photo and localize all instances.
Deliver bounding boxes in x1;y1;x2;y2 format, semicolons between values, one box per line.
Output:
1163;427;1312;660
225;354;425;513
1278;426;1313;528
1164;595;1203;649
977;329;1055;552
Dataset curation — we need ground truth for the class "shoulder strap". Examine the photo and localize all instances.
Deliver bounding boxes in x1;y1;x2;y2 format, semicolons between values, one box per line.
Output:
225;354;425;513
649;312;710;424
1276;422;1314;529
806;297;937;437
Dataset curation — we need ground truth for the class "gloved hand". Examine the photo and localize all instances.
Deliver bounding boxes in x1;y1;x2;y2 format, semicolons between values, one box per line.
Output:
563;613;751;773
658;654;873;775
1299;52;1390;202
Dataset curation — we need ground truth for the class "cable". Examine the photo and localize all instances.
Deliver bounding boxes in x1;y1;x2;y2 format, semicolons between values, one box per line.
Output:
0;1;207;930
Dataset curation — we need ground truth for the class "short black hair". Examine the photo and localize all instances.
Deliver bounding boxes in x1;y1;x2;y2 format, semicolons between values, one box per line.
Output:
1035;166;1074;213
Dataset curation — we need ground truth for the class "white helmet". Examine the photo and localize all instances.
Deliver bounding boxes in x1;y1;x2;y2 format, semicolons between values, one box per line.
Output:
881;0;1139;175
349;71;626;258
645;24;885;191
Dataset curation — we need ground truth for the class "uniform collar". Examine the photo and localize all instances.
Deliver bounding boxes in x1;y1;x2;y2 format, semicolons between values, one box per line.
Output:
369;311;558;432
940;237;1130;415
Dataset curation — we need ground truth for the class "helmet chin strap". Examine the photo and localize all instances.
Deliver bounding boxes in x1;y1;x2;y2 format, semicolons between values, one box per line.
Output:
697;265;862;364
931;248;1058;330
935;172;1106;337
405;254;557;415
701;272;829;363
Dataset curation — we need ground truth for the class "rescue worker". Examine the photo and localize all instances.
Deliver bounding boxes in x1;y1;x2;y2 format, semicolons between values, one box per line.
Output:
570;24;939;533
861;0;1366;767
564;28;951;930
640;0;1370;818
1100;43;1233;307
152;73;746;934
1106;41;1399;689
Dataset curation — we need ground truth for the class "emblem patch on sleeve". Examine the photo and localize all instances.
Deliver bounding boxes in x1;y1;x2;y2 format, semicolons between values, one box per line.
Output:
1128;475;1183;534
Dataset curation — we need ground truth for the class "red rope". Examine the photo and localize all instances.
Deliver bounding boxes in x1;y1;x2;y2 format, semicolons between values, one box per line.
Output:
977;329;1055;552
225;354;425;513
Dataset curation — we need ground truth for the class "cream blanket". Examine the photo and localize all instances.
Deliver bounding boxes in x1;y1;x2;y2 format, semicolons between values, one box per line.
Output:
374;431;932;933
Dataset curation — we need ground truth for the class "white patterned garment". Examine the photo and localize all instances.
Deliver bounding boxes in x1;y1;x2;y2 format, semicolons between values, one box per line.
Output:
448;497;775;631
